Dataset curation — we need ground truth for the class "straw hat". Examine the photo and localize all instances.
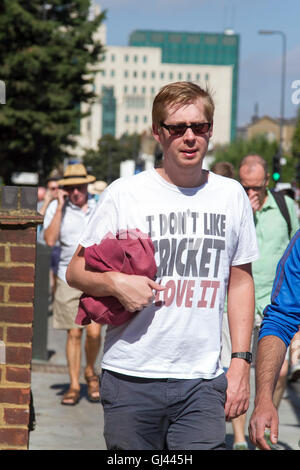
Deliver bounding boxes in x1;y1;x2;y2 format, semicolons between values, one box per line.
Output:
57;164;96;186
88;180;107;195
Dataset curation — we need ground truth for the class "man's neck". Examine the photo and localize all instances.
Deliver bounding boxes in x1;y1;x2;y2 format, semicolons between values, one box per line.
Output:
156;166;208;188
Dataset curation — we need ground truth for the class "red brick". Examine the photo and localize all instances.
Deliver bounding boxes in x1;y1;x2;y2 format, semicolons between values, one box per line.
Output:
4;407;29;426
8;286;34;303
0;326;3;340
0;428;28;447
6;326;33;343
10;246;36;263
0;245;5;261
0;266;34;283
0;305;34;323
6;346;32;365
0;227;36;244
6;367;31;384
0;387;30;405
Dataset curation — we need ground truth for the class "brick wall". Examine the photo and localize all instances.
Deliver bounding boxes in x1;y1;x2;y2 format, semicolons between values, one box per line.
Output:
0;186;42;450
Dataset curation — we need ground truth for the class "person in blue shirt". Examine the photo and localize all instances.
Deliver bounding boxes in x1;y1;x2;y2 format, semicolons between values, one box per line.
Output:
249;229;300;450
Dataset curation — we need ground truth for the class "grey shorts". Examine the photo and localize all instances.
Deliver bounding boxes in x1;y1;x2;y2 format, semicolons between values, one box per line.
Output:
53;277;84;330
100;369;227;450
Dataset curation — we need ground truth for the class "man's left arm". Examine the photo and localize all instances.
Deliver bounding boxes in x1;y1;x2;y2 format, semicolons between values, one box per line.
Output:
225;263;255;420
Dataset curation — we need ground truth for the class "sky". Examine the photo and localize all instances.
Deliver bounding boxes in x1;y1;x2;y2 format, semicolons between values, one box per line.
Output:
95;0;300;127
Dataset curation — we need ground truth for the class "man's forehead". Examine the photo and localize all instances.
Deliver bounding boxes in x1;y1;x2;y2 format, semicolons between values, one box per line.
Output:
165;98;206;119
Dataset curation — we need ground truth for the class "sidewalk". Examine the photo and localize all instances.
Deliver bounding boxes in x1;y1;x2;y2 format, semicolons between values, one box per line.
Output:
29;314;300;450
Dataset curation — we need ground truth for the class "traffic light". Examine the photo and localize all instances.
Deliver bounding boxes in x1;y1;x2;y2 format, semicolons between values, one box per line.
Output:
272;154;281;182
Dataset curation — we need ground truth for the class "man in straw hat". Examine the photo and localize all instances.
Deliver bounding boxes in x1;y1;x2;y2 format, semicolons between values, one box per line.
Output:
43;163;102;405
66;82;258;449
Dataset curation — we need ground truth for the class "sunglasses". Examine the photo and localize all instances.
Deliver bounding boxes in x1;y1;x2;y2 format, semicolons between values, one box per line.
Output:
160;122;211;137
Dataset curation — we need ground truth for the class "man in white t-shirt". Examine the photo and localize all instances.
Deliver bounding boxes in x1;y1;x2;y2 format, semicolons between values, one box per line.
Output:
66;82;259;450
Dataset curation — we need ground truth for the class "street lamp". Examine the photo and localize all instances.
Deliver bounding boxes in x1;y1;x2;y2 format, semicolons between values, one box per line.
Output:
258;30;287;162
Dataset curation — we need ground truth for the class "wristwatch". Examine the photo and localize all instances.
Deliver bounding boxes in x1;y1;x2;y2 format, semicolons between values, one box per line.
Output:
231;352;252;364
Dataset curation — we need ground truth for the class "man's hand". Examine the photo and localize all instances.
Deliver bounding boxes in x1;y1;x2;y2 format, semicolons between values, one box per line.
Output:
110;272;165;312
248;399;279;450
225;359;250;420
248;192;260;213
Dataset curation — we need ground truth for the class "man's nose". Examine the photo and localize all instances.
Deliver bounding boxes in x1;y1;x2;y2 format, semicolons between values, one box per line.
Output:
183;127;196;140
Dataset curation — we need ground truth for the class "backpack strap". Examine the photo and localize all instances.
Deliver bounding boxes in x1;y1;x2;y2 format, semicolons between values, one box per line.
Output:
270;188;292;239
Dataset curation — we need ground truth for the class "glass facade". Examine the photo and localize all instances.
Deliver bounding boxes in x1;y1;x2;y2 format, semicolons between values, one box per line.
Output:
101;86;116;136
129;30;239;141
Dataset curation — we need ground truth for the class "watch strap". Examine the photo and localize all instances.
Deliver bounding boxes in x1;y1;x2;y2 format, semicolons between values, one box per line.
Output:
231;352;252;363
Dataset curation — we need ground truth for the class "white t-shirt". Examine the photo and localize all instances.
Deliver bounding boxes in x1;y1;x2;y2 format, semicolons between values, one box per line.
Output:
79;169;259;379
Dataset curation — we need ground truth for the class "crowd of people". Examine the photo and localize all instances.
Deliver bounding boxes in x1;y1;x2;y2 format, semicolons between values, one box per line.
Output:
36;81;300;451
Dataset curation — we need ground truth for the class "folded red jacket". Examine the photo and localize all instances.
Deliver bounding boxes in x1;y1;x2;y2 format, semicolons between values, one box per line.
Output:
75;229;157;326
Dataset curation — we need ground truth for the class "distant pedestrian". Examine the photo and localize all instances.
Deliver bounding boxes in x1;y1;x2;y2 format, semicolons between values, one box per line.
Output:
211;161;235;179
44;163;102;406
66;81;259;450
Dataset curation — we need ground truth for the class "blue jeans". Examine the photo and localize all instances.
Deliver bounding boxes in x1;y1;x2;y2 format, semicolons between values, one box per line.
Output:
100;369;227;450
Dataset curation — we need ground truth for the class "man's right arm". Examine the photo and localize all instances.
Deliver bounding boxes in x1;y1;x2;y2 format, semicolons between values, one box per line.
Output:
248;335;286;450
66;245;165;312
44;189;67;247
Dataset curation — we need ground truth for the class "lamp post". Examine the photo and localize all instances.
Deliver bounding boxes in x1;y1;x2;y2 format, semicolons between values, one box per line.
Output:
258;30;287;161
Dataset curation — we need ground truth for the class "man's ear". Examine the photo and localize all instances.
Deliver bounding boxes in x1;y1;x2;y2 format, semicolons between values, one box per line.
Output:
152;123;161;144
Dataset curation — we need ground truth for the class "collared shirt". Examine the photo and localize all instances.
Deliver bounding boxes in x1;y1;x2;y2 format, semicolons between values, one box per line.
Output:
43;194;98;282
252;189;299;323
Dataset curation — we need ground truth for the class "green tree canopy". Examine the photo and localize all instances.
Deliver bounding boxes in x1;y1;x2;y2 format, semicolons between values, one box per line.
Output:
292;106;300;157
83;133;141;183
0;0;105;184
211;135;295;184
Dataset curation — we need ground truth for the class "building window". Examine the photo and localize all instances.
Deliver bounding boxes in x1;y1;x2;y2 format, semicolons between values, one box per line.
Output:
125;115;130;122
124;54;129;62
133;86;137;94
178;72;182;80
110;70;115;77
142;87;146;94
196;73;201;81
205;73;209;81
143;116;148;123
134;116;138;123
151;87;155;95
186;72;191;80
151;71;156;79
169;72;174;80
142;71;147;78
133;71;138;78
160;72;165;79
124;85;128;93
111;54;115;62
124;70;129;78
143;55;147;63
134;55;138;63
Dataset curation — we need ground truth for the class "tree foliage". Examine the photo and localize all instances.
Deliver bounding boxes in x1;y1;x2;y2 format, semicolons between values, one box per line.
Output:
83;133;141;183
211;135;295;184
292;106;300;157
0;0;105;184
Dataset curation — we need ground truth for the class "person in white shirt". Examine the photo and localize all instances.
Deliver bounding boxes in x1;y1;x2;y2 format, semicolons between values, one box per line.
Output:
44;164;102;406
66;82;259;449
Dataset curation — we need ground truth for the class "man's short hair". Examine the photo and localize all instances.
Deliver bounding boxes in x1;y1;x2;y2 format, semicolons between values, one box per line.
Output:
152;81;215;128
211;161;235;179
239;154;269;177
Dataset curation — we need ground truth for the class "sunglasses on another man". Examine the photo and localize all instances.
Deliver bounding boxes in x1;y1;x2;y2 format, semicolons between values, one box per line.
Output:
160;122;212;137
